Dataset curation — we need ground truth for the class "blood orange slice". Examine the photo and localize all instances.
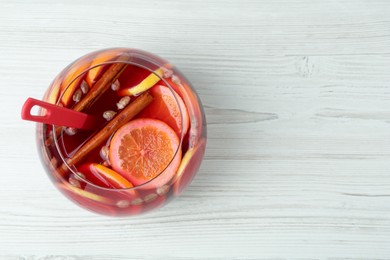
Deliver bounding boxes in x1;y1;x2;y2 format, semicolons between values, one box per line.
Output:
109;118;182;188
138;85;189;138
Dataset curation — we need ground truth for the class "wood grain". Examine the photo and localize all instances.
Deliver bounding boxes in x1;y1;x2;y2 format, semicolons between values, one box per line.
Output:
1;0;390;259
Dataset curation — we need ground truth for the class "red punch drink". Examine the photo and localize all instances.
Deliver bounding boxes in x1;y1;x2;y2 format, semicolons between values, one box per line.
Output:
36;48;206;216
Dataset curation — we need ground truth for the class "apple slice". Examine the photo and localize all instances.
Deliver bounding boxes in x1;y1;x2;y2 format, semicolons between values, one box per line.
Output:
59;183;111;204
118;67;164;96
173;138;206;195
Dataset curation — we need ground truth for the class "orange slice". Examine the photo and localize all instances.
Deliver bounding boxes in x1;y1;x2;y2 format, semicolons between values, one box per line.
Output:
60;61;91;106
78;163;134;189
45;74;63;104
138;85;189;138
91;163;134;189
109;118;181;188
85;53;111;86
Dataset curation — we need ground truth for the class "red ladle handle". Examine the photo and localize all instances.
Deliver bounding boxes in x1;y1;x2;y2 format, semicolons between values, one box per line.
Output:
21;98;98;130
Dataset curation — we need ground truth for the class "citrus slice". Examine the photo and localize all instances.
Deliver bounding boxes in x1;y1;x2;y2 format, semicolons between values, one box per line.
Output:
77;163;111;188
85;53;113;86
162;77;204;149
91;163;134;189
109;118;181;188
77;163;134;189
60;61;91;106
45;75;63;104
173;138;206;196
85;47;128;87
138;85;189;138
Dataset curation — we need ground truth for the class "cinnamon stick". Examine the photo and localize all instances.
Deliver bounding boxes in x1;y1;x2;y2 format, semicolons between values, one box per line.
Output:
59;92;153;174
73;61;128;112
46;57;129;146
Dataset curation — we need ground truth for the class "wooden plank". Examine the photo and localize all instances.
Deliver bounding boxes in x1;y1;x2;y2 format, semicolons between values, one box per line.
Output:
1;0;390;258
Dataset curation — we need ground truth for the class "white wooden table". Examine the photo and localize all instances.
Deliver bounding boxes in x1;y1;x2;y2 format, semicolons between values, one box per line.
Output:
1;0;390;259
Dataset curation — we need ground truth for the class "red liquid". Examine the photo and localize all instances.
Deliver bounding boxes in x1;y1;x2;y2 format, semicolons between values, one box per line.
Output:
37;48;206;216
